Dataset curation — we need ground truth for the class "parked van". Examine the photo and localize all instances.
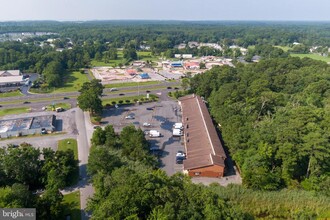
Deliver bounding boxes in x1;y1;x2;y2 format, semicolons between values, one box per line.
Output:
173;122;183;130
149;130;161;137
173;128;183;136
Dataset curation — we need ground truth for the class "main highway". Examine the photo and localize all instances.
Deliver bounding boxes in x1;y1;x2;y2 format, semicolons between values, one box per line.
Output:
0;81;181;109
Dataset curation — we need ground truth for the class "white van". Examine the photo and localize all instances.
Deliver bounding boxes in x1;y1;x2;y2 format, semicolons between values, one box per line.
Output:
149;130;161;137
173;123;183;130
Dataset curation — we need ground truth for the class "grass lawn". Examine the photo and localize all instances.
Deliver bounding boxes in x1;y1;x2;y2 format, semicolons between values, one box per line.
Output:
275;45;291;52
0;107;30;117
0;90;23;98
137;51;160;61
53;71;90;93
62;191;81;220
58;138;79;185
46;102;72;111
290;53;330;62
104;81;161;88
58;138;78;160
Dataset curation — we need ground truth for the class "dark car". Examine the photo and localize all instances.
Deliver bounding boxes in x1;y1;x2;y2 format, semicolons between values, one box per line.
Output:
63;97;69;100
167;86;172;89
146;107;154;110
176;156;184;164
119;93;125;96
146;90;150;93
23;101;30;104
0;105;2;107
174;87;179;90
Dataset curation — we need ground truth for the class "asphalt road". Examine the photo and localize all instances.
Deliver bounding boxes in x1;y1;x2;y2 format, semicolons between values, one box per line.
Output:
75;108;94;220
0;81;180;103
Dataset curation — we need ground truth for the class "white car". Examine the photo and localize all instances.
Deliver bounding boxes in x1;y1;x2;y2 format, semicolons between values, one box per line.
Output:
110;88;118;91
143;122;151;127
125;115;135;119
176;151;186;158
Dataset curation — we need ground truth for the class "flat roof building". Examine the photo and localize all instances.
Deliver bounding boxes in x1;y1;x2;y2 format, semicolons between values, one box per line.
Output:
0;115;56;138
179;94;226;178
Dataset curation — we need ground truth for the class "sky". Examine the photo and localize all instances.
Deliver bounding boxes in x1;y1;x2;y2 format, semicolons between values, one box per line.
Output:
1;0;330;21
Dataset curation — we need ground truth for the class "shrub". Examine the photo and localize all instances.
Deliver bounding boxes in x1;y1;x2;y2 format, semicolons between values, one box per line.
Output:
118;100;123;104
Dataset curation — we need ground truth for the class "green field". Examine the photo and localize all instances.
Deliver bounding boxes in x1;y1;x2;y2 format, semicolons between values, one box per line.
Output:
0;107;30;117
137;51;159;61
0;90;23;98
104;81;161;88
58;138;78;160
62;191;81;220
47;102;72;111
58;138;79;185
275;45;291;52
290;53;330;62
53;71;90;93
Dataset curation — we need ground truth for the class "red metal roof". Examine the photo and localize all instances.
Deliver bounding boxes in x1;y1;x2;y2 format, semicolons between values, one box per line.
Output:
179;94;226;170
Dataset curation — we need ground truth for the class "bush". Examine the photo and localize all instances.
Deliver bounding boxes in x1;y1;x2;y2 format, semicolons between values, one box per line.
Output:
111;101;116;105
133;99;138;102
140;98;145;102
118;100;123;104
125;100;130;103
94;116;102;123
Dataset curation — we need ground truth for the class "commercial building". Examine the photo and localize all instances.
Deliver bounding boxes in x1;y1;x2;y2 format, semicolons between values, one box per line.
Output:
0;115;56;138
0;70;24;87
179;94;226;178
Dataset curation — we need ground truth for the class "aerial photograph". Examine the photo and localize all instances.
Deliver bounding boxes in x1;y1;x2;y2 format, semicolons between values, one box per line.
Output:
0;0;330;219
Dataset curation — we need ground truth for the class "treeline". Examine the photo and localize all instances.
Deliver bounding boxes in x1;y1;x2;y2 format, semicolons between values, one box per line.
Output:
87;125;250;219
0;144;78;219
189;56;330;193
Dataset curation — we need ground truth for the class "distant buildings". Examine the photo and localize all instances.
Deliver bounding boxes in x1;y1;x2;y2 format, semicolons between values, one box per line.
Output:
179;94;226;178
0;70;24;87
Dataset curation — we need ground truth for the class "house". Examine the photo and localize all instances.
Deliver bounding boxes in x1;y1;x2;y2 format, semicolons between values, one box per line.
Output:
184;61;200;70
179;94;226;178
0;70;24;87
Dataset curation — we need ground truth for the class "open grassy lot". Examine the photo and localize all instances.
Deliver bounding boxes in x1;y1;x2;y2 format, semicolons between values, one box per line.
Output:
53;71;90;93
58;138;78;160
104;80;160;88
137;51;159;61
290;53;330;62
62;191;81;220
58;138;79;185
0;90;23;98
46;102;72;111
0;107;30;117
275;45;291;52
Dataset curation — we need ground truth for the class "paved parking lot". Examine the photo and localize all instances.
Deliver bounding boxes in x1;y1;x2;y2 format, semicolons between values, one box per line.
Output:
102;99;185;175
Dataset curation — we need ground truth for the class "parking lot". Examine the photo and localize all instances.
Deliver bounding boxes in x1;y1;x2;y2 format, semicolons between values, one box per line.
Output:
102;99;185;175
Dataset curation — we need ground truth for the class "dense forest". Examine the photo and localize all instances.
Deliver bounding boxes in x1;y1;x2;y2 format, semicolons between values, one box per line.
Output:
0;144;78;219
190;57;330;193
88;125;251;219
